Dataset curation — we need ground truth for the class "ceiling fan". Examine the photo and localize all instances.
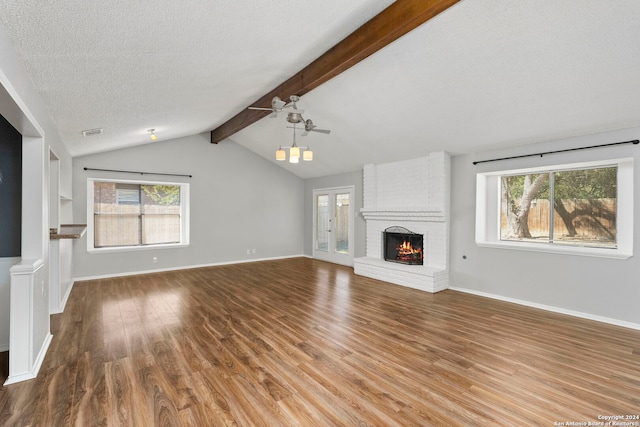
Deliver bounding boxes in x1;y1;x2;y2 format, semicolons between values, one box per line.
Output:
253;94;332;135
282;100;331;135
301;119;331;136
248;95;304;117
287;117;331;136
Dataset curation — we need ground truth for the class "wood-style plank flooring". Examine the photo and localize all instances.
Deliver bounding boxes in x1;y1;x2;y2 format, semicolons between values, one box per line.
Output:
1;257;639;426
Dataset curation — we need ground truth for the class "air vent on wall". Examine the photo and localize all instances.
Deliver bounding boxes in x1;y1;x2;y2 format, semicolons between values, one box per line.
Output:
82;128;103;137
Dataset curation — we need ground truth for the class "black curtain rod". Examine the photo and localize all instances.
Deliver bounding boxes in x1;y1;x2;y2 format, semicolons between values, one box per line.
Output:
83;167;192;178
472;139;639;165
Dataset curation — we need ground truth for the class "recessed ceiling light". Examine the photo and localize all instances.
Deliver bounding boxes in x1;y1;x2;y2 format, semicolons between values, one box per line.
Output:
82;128;103;137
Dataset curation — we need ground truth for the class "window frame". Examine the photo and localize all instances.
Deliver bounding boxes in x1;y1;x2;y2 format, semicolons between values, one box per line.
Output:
87;178;190;253
475;158;633;259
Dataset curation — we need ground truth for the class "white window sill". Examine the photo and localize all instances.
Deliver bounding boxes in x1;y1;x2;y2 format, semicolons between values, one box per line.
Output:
476;240;632;259
88;243;188;254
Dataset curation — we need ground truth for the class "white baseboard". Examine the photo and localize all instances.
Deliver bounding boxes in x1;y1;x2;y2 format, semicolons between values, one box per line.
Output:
74;254;307;282
4;332;53;385
449;286;640;331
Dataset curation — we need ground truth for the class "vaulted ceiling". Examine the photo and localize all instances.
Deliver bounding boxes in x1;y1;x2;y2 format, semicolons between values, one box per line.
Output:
1;0;639;179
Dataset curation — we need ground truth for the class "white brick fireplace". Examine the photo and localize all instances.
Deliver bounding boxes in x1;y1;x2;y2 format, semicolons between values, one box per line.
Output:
353;152;450;292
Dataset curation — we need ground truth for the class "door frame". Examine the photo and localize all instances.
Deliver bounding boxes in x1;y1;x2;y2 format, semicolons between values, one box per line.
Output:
312;186;355;266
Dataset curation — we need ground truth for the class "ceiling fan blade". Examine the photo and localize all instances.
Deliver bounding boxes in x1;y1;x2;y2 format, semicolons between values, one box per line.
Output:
304;119;330;134
249;106;279;118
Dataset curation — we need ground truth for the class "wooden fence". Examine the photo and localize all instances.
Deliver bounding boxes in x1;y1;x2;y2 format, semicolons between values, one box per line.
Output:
504;198;616;240
94;203;180;247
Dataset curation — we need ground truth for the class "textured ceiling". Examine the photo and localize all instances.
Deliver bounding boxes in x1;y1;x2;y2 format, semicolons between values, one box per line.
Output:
1;0;640;179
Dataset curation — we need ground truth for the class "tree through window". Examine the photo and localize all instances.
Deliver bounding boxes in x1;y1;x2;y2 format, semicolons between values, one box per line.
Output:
500;166;617;248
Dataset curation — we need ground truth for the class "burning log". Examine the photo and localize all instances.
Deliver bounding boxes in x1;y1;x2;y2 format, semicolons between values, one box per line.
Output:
396;240;423;262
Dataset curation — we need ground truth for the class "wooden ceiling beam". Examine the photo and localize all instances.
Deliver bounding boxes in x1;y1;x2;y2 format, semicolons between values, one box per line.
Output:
210;0;460;143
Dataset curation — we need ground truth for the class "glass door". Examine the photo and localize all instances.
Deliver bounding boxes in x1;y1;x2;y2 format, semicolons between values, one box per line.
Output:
313;186;354;266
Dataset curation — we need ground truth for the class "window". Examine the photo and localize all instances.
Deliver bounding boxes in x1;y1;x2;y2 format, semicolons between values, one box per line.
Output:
500;167;617;248
476;158;633;259
88;179;189;251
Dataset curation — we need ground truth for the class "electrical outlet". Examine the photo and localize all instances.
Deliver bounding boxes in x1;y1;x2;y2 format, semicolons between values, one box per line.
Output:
246;249;251;255
252;248;256;254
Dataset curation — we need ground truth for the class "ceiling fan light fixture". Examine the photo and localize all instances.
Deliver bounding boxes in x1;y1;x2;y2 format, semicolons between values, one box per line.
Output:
289;145;300;158
272;109;323;165
303;149;313;161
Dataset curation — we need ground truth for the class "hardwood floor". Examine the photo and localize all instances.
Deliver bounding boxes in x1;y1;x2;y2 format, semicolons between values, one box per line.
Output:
1;257;639;426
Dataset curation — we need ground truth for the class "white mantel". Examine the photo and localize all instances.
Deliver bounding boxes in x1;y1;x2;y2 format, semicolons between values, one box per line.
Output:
359;209;446;222
354;152;450;293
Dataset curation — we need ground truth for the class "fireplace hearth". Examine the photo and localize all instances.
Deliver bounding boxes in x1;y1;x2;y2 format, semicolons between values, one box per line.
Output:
384;226;424;265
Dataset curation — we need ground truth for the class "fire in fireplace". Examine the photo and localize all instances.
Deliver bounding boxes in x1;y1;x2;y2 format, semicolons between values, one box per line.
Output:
383;227;424;265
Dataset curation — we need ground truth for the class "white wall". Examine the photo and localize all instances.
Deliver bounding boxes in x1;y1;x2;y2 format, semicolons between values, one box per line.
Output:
450;127;640;327
0;21;73;353
72;133;305;279
0;257;19;351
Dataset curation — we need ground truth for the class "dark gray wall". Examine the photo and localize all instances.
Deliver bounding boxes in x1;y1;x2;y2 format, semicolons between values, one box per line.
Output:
0;113;21;257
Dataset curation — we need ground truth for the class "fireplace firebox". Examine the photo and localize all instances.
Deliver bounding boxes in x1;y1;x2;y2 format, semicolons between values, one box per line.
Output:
383;226;424;265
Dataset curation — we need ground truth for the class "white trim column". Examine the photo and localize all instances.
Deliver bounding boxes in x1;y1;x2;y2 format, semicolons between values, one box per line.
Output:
5;259;52;385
